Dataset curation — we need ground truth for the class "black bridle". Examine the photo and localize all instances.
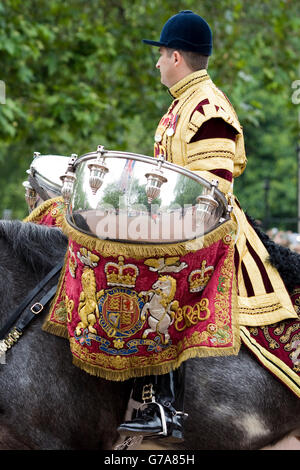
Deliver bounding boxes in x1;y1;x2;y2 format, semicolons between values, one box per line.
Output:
0;261;63;355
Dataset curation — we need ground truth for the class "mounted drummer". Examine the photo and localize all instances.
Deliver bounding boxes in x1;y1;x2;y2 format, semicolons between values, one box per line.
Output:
117;10;298;442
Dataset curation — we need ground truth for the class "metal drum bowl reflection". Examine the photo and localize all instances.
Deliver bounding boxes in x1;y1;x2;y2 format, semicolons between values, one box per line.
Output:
23;153;70;211
63;148;231;244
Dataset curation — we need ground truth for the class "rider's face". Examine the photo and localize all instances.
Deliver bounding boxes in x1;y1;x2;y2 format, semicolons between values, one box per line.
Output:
156;47;177;88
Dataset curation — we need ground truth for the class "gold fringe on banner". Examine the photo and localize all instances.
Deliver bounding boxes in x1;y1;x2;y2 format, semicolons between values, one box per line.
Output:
43;321;69;339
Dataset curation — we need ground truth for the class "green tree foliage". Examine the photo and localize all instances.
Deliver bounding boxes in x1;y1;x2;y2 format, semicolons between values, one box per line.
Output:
0;0;299;228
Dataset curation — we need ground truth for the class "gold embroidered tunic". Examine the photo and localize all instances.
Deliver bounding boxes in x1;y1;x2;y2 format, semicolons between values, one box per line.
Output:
154;70;297;327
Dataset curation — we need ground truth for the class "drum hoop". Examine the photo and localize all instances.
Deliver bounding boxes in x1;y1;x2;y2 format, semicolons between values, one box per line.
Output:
33;175;61;194
66;212;230;246
74;151;228;208
30;154;68;193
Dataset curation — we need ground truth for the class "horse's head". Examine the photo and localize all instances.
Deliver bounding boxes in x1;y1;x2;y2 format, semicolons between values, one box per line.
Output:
152;275;177;304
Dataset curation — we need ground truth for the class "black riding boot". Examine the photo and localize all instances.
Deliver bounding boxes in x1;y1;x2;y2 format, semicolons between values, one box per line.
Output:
117;365;187;442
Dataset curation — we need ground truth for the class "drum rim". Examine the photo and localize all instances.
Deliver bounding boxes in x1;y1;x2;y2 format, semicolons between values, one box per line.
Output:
33;175;61;194
30;154;69;193
66;212;230;246
74;150;228;207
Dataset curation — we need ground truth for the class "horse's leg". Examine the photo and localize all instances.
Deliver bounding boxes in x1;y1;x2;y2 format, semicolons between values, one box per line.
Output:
143;316;158;339
0;314;130;450
140;302;148;321
178;349;300;450
157;314;172;344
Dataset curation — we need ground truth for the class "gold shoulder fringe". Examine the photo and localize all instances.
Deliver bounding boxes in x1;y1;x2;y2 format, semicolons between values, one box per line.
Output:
60;216;237;260
23;197;64;224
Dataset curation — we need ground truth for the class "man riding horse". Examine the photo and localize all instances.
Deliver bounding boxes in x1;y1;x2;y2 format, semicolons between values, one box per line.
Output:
116;11;298;441
1;10;299;452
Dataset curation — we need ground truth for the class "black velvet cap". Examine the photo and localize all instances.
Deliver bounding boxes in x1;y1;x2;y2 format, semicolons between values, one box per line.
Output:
143;10;212;56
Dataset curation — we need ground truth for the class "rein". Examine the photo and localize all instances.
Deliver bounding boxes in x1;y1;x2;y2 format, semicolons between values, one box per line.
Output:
0;261;63;357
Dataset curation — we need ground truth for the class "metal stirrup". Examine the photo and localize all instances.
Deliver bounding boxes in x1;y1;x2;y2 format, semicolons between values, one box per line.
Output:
140;383;187;436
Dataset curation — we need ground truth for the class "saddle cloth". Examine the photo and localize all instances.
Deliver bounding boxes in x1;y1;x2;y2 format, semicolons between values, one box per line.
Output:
241;289;300;398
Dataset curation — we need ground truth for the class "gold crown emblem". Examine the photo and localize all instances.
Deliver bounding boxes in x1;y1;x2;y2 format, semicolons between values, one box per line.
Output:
104;256;139;288
188;260;214;292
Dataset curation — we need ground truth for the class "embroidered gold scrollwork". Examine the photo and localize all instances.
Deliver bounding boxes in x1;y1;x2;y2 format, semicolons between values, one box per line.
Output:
280;324;300;345
65;294;74;323
259;321;300;352
273;323;285;336
294;297;300;315
261;326;279;349
175;299;210;332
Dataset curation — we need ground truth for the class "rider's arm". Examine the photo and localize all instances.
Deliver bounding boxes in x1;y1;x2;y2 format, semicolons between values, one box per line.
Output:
184;115;246;195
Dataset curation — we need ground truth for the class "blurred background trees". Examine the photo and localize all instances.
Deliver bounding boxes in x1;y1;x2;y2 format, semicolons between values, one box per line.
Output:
0;0;299;229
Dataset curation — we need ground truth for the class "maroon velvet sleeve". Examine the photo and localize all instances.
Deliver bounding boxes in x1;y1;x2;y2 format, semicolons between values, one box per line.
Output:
188;117;237;183
189;117;237;143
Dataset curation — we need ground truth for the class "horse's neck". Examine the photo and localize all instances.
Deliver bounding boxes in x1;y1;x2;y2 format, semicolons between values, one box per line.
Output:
0;246;39;328
150;294;166;311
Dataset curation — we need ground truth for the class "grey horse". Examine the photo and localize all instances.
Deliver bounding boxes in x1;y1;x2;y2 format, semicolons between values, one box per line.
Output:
0;220;299;450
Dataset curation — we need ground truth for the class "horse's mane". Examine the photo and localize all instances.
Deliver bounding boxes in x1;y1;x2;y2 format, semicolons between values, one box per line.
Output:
0;220;68;272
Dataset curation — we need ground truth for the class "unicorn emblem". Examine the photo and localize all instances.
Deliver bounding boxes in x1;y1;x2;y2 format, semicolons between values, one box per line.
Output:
141;275;179;344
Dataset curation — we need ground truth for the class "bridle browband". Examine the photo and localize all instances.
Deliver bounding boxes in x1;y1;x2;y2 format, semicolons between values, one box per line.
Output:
0;261;63;357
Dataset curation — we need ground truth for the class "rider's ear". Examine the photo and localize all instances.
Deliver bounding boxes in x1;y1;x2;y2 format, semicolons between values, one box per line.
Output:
173;51;182;66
